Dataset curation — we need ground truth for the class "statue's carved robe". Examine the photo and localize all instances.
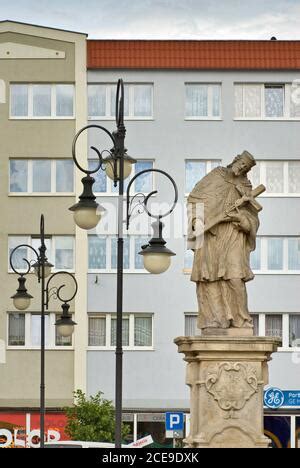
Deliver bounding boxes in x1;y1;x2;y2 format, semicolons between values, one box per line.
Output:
187;167;259;329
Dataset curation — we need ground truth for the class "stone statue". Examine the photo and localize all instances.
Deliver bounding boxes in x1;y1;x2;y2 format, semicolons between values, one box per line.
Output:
187;151;265;334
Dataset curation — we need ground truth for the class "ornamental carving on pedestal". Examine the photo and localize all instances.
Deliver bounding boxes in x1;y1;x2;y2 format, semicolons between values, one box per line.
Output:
205;362;258;419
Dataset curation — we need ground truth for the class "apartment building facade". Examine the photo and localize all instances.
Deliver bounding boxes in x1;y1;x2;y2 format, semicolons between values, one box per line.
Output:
0;21;87;441
86;40;300;447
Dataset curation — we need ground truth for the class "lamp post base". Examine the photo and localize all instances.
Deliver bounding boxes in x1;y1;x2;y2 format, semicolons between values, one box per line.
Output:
174;335;280;449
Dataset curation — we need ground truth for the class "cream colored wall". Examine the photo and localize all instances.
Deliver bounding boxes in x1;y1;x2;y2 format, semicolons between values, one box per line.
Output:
0;22;87;408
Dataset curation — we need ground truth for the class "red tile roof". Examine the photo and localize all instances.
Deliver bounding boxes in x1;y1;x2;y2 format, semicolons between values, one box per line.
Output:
87;40;300;70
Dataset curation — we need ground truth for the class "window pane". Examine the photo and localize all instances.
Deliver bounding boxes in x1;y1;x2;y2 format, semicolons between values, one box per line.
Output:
88;85;106;117
212;85;221;117
56;160;74;192
266;161;284;193
185;161;206;193
55;237;74;270
251;238;261;270
288;161;300;193
10;160;28;192
32;85;51;117
89;317;106;346
134;237;149;270
234;84;243;117
133;85;152;117
88;236;106;269
11;84;28;116
9;237;29;271
134;161;153;192
288;238;300;270
251;314;259;336
32;160;51;192
9;314;25;346
244;85;261;118
56;323;72;346
185;85;208;117
266;315;282;338
56;85;74;117
265;85;284;118
290;83;300;118
111;318;129;346
249;162;260;188
184;248;194;270
289;315;300;347
185;315;201;336
31;315;50;347
268;238;283;270
88;160;107;192
111;237;130;269
134;317;152;346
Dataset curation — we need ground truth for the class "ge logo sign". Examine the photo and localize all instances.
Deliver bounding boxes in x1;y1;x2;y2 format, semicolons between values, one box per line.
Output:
264;388;285;409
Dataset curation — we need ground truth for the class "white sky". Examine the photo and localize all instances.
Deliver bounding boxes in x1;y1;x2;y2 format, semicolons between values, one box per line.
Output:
1;0;300;39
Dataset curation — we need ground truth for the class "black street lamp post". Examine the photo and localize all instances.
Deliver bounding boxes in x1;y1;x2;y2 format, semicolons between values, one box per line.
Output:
10;214;78;449
70;79;178;448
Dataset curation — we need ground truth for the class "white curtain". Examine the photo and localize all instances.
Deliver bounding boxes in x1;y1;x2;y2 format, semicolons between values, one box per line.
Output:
32;84;51;117
266;315;282;338
56;85;74;117
185;85;208;117
289;315;300;347
267;238;283;270
9;314;25;346
134;317;152;346
134;85;152;117
265;85;284;117
266;161;284;193
288;238;300;270
111;318;129;346
89;318;106;346
11;84;28;117
288;161;300;193
244;85;262;118
88;85;106;117
185;315;201;336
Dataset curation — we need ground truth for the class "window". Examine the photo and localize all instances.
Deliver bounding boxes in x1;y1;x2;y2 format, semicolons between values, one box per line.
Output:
251;237;300;273
185;84;221;119
9;159;74;194
88;83;153;119
249;160;300;196
184;314;201;336
234;83;300;119
88;314;153;349
266;314;283;339
8;236;75;272
7;313;73;348
88;235;148;272
10;84;74;118
8;313;25;346
185;160;221;194
250;314;259;336
88;159;154;195
289;315;300;347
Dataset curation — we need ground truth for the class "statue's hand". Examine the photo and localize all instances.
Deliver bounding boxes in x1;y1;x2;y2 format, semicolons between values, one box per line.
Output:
226;213;251;233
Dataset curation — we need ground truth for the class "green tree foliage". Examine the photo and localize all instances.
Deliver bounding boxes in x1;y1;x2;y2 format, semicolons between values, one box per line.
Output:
64;390;130;443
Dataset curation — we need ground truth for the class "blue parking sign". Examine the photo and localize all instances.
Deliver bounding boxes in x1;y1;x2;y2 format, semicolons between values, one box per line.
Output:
165;412;184;431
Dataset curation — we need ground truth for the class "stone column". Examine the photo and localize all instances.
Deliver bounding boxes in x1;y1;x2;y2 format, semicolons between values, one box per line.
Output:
174;336;280;449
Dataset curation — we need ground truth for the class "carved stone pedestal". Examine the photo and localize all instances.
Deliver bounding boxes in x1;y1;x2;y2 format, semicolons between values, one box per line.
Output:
174;336;280;449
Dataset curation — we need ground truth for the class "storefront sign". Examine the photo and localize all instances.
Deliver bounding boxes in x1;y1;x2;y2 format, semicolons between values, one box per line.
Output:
264;388;300;409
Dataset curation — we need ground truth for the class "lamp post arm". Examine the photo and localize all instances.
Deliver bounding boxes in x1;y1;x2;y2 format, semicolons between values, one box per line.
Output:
45;271;78;309
9;244;40;276
126;169;179;229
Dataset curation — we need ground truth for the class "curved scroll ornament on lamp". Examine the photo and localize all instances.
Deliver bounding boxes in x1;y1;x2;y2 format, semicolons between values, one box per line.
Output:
126;169;179;274
9;244;37;310
46;272;78;338
69;79;136;230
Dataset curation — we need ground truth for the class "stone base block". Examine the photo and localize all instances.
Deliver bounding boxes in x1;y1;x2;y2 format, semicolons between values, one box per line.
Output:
174;336;280;449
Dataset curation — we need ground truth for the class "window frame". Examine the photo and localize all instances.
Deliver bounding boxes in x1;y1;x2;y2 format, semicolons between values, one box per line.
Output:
88;235;150;274
87;313;154;351
10;83;75;120
184;159;221;196
9;158;75;196
249;160;300;197
234;83;300;121
251;237;300;274
8;235;75;273
7;312;74;350
184;83;222;120
88;83;154;121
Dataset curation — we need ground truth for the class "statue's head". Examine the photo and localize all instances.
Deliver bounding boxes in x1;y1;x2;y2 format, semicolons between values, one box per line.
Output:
227;150;256;176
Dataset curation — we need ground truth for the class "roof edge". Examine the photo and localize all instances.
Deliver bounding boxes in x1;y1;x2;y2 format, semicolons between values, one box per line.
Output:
0;20;88;37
